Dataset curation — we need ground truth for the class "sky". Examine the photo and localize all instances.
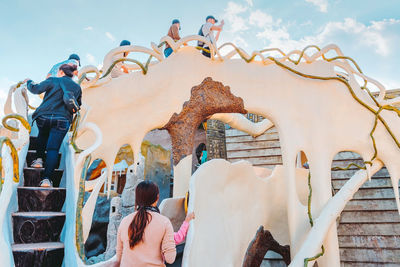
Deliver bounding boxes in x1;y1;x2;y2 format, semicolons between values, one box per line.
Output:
0;0;399;115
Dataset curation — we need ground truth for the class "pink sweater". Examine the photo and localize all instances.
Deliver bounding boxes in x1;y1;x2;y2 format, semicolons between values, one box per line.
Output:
116;211;176;267
174;221;189;244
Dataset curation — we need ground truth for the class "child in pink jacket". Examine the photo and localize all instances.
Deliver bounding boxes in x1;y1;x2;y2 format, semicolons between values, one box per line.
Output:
174;212;195;244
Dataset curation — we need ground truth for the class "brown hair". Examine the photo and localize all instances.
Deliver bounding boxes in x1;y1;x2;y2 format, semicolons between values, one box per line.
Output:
59;64;77;78
128;180;159;248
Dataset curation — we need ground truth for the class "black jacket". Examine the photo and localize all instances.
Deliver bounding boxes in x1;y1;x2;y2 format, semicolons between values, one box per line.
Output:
27;76;82;123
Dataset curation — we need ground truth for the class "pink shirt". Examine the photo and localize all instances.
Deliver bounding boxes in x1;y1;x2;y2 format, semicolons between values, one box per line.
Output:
116;211;176;267
174;221;189;244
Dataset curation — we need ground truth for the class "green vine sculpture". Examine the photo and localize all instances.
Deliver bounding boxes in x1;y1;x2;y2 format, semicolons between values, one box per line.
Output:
0;137;19;194
75;154;92;262
2;114;31;133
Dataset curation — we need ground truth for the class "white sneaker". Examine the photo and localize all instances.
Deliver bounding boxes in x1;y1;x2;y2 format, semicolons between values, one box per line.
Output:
39;178;53;188
31;158;43;168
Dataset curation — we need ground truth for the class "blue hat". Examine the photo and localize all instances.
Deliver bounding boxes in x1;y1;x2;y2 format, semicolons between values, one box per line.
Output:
68;54;80;66
172;19;181;30
206;15;218;22
120;40;131;46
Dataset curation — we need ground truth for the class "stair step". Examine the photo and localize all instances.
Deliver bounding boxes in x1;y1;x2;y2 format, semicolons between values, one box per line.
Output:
12;242;64;267
28;136;38;151
26;150;61;169
23;167;63;187
17;187;66;212
12;212;65;244
12;241;64;250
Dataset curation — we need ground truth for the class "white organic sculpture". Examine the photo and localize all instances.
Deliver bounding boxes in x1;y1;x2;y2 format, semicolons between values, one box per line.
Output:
0;83;31;266
210;113;273;137
2;83;30;150
71;37;400;266
184;160;309;266
0;147;17;267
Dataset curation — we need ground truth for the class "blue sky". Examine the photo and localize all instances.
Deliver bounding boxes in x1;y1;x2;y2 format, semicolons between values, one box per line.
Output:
1;0;399;115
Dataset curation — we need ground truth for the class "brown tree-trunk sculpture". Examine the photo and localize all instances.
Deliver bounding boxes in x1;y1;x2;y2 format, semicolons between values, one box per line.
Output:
162;77;247;166
242;226;291;267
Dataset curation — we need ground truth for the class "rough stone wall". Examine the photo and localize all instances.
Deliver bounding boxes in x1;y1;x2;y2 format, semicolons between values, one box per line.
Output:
206;119;227;160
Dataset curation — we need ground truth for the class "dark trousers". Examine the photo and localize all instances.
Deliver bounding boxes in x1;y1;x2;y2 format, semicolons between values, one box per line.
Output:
202;48;211;58
164;47;173;57
35;115;70;183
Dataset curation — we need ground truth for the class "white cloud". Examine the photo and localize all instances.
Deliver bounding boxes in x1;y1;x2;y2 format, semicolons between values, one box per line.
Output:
245;0;253;7
370;18;400;31
305;0;328;13
86;53;96;65
84;26;93;31
316;18;399;56
105;32;115;42
223;2;249;33
300;20;313;27
233;36;249;47
219;0;399;89
249;10;273;28
256;26;290;42
254;17;400;57
374;76;400;90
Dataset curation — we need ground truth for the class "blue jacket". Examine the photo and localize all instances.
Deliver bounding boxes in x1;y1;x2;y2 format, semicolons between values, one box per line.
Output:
27;76;82;123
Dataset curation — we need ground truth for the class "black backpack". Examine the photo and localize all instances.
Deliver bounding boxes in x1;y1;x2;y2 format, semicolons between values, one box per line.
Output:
197;24;205;47
61;84;80;114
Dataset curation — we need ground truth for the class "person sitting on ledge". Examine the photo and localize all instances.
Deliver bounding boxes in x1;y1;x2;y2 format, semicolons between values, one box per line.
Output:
111;40;131;78
24;64;82;187
116;181;176;266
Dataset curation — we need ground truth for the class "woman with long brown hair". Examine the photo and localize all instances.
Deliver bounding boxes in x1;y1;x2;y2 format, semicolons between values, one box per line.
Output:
116;181;176;266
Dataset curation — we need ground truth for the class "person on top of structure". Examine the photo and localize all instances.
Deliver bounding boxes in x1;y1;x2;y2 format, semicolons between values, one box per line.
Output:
198;15;224;58
164;19;184;58
47;54;80;78
111;40;132;78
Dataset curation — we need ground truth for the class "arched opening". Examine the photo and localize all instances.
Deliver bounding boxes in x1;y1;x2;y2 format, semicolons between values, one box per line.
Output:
142;129;174;200
83;144;134;261
294;150;310;207
83;158;108;261
111;144;134;194
226;113;281;170
195;142;207;168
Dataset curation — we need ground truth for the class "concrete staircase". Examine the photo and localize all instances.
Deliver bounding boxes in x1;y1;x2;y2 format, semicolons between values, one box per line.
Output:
11;136;66;267
226;127;400;266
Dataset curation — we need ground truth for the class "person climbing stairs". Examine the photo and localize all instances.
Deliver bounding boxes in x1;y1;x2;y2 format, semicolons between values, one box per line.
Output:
11;136;66;267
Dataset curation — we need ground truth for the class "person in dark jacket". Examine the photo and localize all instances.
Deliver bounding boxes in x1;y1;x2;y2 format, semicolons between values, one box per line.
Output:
24;64;82;187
